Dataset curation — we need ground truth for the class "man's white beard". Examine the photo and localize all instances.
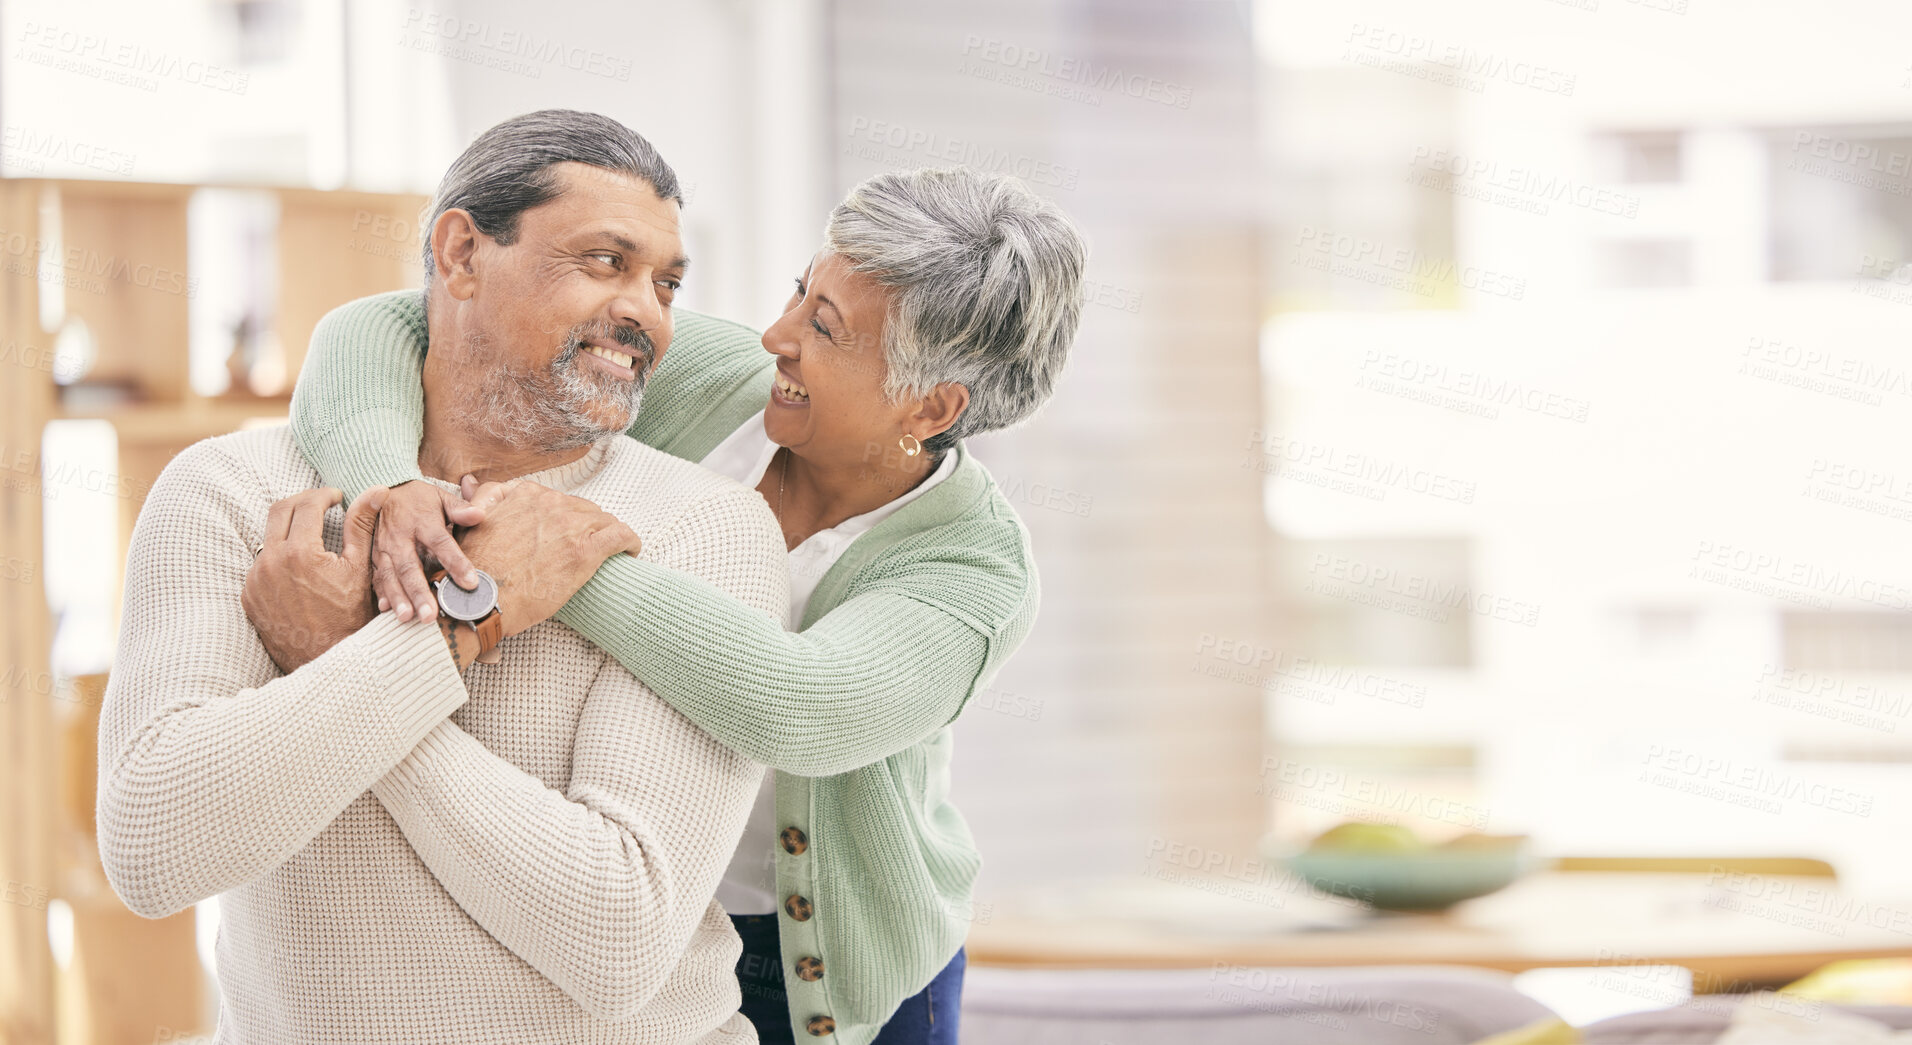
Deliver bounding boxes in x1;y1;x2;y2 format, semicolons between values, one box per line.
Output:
473;327;647;453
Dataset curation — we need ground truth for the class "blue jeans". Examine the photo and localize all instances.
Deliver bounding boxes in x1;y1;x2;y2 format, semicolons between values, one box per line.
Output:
730;913;966;1044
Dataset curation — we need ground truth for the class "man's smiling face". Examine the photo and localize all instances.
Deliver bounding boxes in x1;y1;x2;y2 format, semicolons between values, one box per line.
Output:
449;161;688;450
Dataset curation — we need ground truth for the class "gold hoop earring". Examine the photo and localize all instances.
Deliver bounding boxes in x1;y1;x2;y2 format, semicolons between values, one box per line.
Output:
898;433;923;457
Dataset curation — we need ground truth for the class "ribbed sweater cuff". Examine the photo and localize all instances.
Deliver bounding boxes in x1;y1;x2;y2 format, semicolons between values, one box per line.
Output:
554;554;654;641
345;612;467;747
307;406;427;501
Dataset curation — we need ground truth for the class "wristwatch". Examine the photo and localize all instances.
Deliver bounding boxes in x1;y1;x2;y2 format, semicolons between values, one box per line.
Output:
429;567;504;664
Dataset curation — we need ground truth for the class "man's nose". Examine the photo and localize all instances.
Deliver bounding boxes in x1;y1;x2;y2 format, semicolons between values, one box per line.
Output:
609;285;666;334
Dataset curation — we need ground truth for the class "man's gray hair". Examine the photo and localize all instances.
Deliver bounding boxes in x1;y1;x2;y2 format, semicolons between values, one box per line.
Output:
421;109;682;287
825;167;1087;455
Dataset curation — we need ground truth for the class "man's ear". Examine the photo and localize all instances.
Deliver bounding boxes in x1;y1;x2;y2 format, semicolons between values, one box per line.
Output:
431;209;483;301
911;382;971;443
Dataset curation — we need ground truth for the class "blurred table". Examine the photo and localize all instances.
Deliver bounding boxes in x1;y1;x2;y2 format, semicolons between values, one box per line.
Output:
966;871;1912;989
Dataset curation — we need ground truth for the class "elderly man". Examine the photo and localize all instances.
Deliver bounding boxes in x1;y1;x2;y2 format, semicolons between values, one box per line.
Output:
96;111;787;1044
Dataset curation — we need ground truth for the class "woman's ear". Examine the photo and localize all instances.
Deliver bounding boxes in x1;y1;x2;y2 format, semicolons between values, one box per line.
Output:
432;209;483;301
912;382;971;442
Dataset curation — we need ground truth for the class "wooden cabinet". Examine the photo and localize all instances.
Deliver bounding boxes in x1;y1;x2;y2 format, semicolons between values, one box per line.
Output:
0;177;425;1045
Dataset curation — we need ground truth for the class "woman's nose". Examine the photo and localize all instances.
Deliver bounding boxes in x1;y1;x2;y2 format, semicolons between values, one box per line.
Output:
761;317;801;359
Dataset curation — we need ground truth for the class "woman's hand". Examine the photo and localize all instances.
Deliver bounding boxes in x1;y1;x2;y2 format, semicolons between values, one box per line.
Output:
450;480;645;637
371;480;492;621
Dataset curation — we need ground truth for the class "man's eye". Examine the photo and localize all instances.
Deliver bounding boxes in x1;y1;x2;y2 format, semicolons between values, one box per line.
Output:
589;253;619;266
657;278;682;291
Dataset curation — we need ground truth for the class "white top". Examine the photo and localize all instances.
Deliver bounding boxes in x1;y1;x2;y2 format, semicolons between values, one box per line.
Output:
96;427;790;1044
700;411;957;914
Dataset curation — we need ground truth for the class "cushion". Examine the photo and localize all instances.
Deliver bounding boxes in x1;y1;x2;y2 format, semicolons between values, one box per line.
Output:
960;964;1561;1045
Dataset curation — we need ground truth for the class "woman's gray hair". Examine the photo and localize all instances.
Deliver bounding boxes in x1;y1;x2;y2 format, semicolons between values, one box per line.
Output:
421;109;682;287
825;167;1087;455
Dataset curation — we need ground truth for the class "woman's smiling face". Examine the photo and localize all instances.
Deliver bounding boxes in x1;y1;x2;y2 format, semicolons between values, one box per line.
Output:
760;253;913;468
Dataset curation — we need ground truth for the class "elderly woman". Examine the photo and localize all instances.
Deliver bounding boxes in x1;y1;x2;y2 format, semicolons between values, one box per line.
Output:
289;164;1085;1044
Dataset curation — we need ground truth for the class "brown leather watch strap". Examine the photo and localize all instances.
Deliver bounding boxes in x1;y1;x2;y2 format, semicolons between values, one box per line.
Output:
472;609;504;663
427;567;504;663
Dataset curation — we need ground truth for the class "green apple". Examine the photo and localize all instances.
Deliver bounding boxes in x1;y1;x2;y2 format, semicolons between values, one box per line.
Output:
1308;821;1425;854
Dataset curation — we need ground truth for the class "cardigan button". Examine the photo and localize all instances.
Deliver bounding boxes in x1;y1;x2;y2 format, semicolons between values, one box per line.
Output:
781;826;808;855
795;956;824;981
806;1015;836;1036
785;894;814;922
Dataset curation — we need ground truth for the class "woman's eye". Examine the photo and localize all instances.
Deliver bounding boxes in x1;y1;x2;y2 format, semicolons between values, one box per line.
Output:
810;318;833;339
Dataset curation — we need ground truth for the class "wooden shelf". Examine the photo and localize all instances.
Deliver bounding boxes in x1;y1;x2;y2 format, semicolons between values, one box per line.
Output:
2;176;423;1045
54;398;291;433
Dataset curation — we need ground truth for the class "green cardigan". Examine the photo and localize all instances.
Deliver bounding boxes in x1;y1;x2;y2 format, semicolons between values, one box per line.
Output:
289;291;1039;1044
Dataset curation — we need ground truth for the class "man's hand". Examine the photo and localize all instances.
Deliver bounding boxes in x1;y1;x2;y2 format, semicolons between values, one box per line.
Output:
452;480;644;638
371;480;491;622
243;487;387;673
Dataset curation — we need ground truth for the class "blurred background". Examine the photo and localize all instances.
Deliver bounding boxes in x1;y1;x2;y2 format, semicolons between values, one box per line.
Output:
5;0;1912;1042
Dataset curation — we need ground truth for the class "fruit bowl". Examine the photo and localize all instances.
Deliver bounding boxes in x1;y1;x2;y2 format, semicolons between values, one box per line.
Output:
1274;826;1535;912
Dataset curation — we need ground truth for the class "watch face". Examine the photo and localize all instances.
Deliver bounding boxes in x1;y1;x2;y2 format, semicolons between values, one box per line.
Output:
436;569;498;622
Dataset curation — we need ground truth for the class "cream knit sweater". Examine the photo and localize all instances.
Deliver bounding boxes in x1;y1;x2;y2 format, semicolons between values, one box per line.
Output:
96;425;790;1044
